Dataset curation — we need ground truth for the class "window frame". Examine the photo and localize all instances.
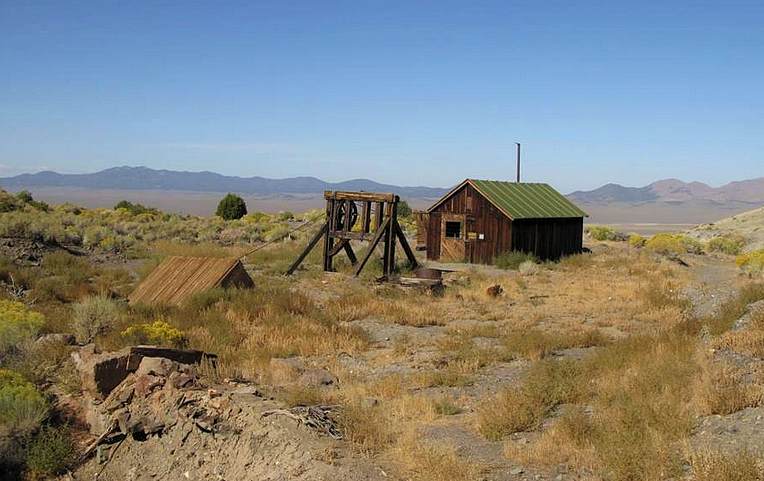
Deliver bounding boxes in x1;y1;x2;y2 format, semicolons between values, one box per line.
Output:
444;220;463;239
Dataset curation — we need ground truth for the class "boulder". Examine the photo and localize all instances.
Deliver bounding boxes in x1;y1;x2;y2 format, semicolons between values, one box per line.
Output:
269;357;338;388
298;368;338;387
72;345;215;399
486;284;504;297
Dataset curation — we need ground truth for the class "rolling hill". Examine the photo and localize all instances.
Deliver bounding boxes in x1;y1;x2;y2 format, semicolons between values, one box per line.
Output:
691;205;764;251
569;177;764;204
0;166;448;198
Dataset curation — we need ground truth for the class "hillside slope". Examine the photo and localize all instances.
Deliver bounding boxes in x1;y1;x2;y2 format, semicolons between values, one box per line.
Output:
691;205;764;251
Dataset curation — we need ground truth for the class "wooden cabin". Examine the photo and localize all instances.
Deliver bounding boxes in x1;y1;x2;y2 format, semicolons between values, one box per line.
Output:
424;179;587;263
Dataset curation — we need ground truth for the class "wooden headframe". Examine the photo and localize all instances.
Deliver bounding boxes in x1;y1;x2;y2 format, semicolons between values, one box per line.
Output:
286;191;418;278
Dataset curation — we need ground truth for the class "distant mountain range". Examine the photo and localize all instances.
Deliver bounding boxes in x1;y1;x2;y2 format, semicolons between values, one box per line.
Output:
0;166;448;198
3;167;763;207
568;177;764;205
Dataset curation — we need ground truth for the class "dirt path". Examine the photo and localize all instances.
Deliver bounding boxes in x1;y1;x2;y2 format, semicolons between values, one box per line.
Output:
682;253;742;319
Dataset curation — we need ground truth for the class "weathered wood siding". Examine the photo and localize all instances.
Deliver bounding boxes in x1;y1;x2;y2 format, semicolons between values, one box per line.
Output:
511;218;583;260
413;211;429;250
427;184;513;264
427;212;441;260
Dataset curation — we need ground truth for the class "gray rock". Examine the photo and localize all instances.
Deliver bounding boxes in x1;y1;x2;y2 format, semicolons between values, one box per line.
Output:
298;368;338;387
136;357;177;377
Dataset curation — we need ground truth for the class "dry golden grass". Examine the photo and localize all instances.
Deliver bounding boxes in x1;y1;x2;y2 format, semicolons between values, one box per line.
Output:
504;406;598;472
693;354;763;416
500;277;764;481
477;359;584;440
117;281;370;380
392;432;480;481
501;327;606;360
691;450;764;481
149;239;249;258
712;304;764;356
338;391;438;456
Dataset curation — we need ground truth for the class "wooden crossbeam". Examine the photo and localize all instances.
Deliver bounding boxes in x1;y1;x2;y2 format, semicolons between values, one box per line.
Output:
324;191;397;203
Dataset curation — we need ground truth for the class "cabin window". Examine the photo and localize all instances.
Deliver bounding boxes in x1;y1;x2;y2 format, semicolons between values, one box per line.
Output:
445;221;462;239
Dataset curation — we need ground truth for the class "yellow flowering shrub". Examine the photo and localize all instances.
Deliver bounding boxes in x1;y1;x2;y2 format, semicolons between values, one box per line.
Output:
0;300;45;352
122;319;186;348
645;233;704;255
736;250;764;275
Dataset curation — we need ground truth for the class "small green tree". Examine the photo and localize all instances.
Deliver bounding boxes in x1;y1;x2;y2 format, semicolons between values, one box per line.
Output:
215;193;248;220
15;191;33;203
397;200;412;217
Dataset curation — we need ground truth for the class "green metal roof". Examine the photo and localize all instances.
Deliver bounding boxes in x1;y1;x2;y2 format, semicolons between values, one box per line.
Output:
429;179;587;219
470;180;587;219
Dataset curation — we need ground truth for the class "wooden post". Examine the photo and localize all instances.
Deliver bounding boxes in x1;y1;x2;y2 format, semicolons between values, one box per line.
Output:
323;198;335;271
362;201;371;233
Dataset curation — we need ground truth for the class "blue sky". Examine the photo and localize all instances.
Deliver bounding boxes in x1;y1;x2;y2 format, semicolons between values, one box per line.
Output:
1;1;762;192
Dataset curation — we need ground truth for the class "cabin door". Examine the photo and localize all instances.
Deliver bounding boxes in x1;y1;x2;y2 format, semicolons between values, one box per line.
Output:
440;213;466;262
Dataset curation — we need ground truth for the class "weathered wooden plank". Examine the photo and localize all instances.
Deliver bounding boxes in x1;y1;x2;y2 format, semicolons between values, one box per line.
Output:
324;191;397;203
354;218;390;276
328;231;374;241
394;221;418;269
287;223;329;275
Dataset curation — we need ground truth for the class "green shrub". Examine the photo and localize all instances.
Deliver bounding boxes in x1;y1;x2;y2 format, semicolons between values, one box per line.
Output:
707;234;746;255
215;193;247;220
72;295;122;343
645;233;704;255
245;211;271;223
586;225;624;241
0;369;47;435
114;200;159;215
121;319;186;348
0;190;21;212
736;250;764;275
25;426;76;477
0;300;45;354
276;211;294;221
628;234;647;248
15;190;49;211
495;251;538;270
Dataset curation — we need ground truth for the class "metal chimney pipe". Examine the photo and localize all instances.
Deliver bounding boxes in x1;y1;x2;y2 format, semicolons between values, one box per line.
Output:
515;142;521;183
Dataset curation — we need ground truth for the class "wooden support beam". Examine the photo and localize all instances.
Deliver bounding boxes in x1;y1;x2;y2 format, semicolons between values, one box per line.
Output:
394;221;419;270
328;231;374;241
324;191;397;203
323;200;336;271
343;199;352;232
328;239;347;257
354;218;390;276
362;201;371;234
374;202;383;229
343;242;358;265
383;202;395;277
286;223;328;275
